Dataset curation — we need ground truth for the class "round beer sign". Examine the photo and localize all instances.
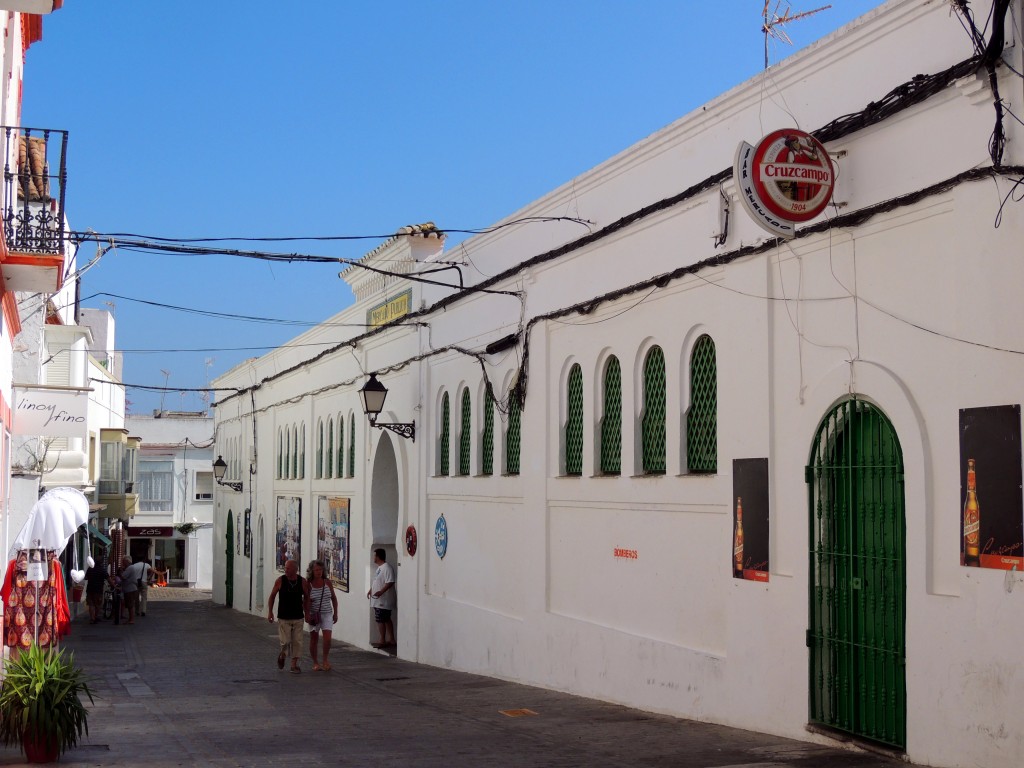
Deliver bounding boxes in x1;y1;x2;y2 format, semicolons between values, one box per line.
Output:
734;128;834;238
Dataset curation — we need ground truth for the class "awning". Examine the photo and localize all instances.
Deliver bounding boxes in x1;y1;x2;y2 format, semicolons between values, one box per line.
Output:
86;524;111;546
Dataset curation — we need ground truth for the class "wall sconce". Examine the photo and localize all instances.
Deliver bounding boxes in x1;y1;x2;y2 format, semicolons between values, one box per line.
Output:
212;455;243;492
359;374;415;441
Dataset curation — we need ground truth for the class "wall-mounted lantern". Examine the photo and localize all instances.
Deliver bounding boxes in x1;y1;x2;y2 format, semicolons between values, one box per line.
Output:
212;455;243;492
358;374;415;441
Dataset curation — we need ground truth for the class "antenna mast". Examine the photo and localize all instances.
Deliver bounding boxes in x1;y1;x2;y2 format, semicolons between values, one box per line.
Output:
762;2;832;68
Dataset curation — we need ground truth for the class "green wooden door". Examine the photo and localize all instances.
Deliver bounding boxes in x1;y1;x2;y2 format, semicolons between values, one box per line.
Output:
807;399;905;749
225;512;234;608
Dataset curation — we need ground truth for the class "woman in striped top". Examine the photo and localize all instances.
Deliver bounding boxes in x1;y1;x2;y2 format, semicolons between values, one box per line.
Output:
304;559;339;671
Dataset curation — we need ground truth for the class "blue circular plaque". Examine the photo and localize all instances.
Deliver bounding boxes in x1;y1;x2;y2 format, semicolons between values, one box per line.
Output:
434;514;448;559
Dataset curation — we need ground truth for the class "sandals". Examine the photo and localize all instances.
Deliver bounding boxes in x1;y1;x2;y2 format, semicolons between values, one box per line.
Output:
322;661;332;671
312;663;322;672
290;666;301;674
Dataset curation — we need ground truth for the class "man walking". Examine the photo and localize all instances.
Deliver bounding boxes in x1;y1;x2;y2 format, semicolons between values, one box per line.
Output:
367;548;396;649
118;556;143;625
267;559;306;673
137;559;153;616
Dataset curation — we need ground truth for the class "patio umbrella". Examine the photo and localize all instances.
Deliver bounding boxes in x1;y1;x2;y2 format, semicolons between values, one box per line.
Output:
12;486;91;556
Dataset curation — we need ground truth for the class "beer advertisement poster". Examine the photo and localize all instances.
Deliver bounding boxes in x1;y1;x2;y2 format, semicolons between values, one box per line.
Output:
275;496;302;572
732;458;770;582
958;404;1023;570
317;496;350;592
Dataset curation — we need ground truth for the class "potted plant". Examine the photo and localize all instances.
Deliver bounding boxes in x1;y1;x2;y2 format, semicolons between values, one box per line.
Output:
0;643;94;763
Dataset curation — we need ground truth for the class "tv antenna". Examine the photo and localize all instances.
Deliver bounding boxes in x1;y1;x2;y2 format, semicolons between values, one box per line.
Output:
159;369;171;414
762;2;832;68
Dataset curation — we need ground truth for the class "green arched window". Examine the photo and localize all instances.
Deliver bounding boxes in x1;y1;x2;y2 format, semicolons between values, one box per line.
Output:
481;387;494;476
564;364;584;476
600;356;622;475
298;424;305;480
459;389;472;475
506;393;521;475
316;421;324;479
439;393;451;476
326;419;334;479
641;346;666;474
336;415;345;478
686;335;717;473
284;428;292;479
348;413;356;478
277;429;283;479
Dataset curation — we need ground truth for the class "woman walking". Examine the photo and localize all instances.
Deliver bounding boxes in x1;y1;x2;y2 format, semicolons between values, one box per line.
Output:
304;559;339;671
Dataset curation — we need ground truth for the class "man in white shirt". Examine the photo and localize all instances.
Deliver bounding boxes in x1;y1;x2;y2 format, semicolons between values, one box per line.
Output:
118;557;144;624
366;548;396;648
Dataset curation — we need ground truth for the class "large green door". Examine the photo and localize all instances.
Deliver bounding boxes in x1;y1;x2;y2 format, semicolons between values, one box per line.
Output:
807;399;905;749
225;512;234;608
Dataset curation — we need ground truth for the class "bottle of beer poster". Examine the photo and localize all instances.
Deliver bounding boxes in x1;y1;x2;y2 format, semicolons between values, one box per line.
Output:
963;458;980;567
733;496;744;578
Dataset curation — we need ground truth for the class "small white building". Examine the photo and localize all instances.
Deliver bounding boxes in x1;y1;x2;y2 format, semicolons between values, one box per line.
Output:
213;3;1024;767
125;412;214;589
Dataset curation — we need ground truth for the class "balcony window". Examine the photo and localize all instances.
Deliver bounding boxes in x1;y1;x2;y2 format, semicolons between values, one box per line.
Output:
139;461;173;512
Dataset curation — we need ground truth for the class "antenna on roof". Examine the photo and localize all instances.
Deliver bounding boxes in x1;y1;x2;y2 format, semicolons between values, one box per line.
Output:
159;369;171;415
762;2;832;68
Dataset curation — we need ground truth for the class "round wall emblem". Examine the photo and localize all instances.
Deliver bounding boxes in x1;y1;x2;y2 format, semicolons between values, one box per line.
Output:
434;515;448;559
405;525;418;557
734;128;834;238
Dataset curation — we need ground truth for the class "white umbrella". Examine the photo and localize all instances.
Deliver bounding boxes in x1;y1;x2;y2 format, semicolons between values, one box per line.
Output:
12;486;91;555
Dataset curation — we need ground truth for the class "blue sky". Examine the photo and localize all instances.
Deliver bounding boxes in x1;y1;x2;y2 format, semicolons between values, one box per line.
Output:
22;1;882;415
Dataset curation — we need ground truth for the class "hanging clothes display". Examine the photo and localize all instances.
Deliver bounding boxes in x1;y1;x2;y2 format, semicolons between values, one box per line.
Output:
1;550;70;649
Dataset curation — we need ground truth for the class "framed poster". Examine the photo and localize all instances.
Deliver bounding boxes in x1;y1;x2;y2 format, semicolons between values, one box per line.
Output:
732;458;769;582
275;496;302;572
959;404;1023;570
317;497;350;592
243;509;251;558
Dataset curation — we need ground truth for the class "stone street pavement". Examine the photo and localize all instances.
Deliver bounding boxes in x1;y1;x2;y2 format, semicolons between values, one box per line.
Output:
0;589;922;767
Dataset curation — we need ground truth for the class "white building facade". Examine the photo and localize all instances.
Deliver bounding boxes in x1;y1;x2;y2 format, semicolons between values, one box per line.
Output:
125;412;214;590
213;3;1024;767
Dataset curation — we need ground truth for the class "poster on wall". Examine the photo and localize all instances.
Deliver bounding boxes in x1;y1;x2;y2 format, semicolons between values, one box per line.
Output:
243;509;251;558
317;496;350;592
959;404;1023;570
275;496;302;572
732;458;770;582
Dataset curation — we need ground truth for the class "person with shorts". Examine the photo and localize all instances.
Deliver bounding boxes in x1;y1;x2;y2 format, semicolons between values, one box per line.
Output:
304;559;338;671
366;548;396;649
118;556;143;625
267;559;306;673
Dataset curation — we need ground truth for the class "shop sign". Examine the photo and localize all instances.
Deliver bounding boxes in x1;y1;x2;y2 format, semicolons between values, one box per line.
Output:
367;289;412;328
128;527;174;538
734;128;834;238
12;386;89;437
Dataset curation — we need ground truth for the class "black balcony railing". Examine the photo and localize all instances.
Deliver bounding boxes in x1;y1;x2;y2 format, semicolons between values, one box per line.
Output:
1;126;68;256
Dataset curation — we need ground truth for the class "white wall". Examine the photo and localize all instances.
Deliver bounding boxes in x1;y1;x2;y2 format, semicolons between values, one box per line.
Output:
211;3;1024;767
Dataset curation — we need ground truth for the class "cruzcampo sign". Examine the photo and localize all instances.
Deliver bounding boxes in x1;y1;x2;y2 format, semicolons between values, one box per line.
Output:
367;289;412;328
734;128;835;238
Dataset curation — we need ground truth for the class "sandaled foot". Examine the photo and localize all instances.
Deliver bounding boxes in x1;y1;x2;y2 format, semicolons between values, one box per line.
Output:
290;666;301;674
322;661;331;671
312;663;321;671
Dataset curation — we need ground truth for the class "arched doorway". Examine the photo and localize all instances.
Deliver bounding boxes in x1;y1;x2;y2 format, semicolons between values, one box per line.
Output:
225;511;234;608
807;398;905;749
369;432;399;646
255;515;265;609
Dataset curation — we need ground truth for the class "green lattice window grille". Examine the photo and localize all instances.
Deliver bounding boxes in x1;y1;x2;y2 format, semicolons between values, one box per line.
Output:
277;430;283;479
808;399;906;748
459;389;472;475
439;393;450;475
564;364;584;476
326;419;334;479
342;417;350;479
641;347;666;474
316;421;324;479
348;414;356;478
482;389;494;476
600;356;622;475
299;424;306;480
686;335;718;473
284;428;292;479
505;393;521;475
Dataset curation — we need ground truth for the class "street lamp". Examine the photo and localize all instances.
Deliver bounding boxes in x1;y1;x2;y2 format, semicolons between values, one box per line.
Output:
358;374;415;441
212;455;243;492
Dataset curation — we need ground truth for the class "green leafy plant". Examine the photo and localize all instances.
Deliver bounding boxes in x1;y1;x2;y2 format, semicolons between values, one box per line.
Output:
0;643;94;759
